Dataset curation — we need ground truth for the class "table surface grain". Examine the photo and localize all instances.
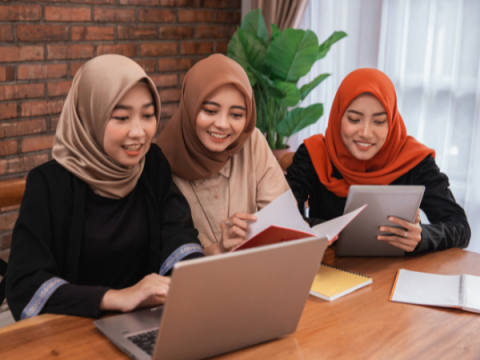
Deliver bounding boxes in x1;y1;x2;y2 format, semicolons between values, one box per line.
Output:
1;247;479;360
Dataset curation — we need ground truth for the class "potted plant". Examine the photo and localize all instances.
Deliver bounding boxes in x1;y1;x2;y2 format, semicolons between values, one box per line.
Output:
227;9;347;154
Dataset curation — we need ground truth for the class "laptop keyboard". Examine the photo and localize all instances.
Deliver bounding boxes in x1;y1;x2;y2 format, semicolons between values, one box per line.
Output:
127;329;159;356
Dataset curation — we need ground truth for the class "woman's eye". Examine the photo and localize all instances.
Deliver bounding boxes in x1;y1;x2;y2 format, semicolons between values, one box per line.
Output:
374;119;387;125
143;113;155;119
113;116;129;121
204;108;216;114
231;113;244;119
348;117;360;123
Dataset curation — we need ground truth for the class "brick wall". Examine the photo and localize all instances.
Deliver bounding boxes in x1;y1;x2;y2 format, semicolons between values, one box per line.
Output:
0;0;241;262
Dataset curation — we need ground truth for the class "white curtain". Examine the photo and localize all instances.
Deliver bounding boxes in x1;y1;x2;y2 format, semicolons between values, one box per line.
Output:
289;0;480;252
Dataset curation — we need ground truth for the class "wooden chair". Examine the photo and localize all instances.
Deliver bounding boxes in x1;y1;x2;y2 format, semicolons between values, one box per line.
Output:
0;178;26;305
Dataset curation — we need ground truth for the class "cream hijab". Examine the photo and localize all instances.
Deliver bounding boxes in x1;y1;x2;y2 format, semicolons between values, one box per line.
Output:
157;54;256;181
52;54;161;199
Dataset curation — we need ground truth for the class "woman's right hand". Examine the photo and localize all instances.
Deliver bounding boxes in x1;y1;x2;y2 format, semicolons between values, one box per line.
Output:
99;273;171;313
220;212;257;253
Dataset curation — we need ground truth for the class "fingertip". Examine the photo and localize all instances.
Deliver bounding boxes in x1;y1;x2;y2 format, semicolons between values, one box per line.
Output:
251;216;257;221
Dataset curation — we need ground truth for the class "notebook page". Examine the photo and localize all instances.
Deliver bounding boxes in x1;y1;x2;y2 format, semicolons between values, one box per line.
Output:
246;190;314;240
462;275;480;313
311;205;367;240
391;269;461;308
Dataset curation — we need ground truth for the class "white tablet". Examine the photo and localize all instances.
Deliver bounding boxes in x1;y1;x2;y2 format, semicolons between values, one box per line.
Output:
335;185;425;257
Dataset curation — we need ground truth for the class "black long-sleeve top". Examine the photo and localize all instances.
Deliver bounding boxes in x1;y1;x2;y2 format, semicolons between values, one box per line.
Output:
6;144;204;321
286;144;471;253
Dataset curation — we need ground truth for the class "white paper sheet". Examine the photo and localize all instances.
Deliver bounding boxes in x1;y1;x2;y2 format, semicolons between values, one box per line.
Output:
246;190;366;241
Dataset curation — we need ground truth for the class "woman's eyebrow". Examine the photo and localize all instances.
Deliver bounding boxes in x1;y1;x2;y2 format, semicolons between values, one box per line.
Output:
113;102;154;110
142;102;154;108
203;101;220;106
347;110;363;116
373;111;387;116
231;105;246;111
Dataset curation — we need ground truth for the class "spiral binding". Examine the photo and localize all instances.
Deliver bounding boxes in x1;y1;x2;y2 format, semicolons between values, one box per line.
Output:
321;262;371;279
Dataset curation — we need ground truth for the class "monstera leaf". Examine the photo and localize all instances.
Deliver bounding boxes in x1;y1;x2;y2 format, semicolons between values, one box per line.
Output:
277;104;324;138
271;23;281;40
299;73;330;100
266;28;319;83
274;80;301;107
317;31;347;60
249;67;284;98
241;9;268;42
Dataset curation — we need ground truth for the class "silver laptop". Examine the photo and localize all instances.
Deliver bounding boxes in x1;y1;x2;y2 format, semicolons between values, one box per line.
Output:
94;236;328;360
335;185;425;257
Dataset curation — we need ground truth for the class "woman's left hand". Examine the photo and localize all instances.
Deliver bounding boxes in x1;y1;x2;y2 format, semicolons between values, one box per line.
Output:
377;210;422;252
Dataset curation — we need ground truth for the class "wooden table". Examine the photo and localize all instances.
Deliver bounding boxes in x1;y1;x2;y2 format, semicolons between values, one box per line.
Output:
1;248;480;360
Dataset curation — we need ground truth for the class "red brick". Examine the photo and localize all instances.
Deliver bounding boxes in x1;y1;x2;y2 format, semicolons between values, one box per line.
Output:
0;154;49;176
70;0;115;3
160;0;196;6
179;10;213;23
149;74;177;88
140;43;177;57
48;80;72;97
200;0;230;8
45;6;91;22
216;40;228;53
158;26;194;40
160;103;177;118
0;119;47;139
179;72;186;84
138;9;175;23
17;25;68;42
18;64;67;80
197;25;230;38
119;0;159;4
158;58;193;71
97;44;137;57
0;84;44;101
0;213;18;231
214;11;241;23
118;26;157;40
51;117;59;131
0;5;41;21
71;62;86;77
0;25;13;42
47;44;93;60
0;66;14;82
21;135;55;153
159;88;181;102
180;41;213;55
0;46;44;63
94;8;135;22
22;0;66;2
135;59;156;73
0;233;12;250
20;99;65;117
0;139;17;156
71;26;114;41
233;0;241;9
0;103;17;120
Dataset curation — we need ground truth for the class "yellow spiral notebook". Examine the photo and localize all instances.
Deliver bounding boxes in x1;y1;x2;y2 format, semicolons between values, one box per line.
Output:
310;263;372;301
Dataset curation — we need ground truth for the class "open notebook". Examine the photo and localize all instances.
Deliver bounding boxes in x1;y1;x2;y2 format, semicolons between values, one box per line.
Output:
233;190;365;252
390;269;480;313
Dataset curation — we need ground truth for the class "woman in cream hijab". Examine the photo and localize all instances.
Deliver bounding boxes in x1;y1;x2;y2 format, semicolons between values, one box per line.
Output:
158;54;290;255
6;55;203;321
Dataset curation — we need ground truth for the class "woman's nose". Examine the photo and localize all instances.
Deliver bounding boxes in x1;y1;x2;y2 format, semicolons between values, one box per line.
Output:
213;112;229;129
128;117;145;137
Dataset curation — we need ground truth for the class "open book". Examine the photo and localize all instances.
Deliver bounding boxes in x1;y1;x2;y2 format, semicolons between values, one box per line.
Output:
390;269;480;313
232;190;366;252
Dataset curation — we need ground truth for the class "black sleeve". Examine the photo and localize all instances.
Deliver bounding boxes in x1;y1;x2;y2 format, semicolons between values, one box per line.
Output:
413;156;471;253
6;168;113;320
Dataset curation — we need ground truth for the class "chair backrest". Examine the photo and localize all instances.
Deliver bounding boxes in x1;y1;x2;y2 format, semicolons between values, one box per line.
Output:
0;178;26;209
278;152;295;173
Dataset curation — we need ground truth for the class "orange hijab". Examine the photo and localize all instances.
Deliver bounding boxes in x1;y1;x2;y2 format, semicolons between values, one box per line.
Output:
304;68;435;198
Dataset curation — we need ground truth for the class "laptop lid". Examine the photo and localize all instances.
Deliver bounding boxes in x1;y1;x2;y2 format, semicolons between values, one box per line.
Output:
335;185;424;257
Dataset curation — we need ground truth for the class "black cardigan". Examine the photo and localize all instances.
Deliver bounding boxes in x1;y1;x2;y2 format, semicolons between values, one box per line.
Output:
286;144;471;253
6;144;203;321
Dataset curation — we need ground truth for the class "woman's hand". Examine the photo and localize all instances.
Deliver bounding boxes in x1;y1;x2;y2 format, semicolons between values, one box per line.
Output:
377;210;422;252
100;273;171;313
220;212;257;253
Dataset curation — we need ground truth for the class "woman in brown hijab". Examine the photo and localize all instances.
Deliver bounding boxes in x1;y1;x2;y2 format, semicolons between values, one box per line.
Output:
6;55;203;321
158;54;289;255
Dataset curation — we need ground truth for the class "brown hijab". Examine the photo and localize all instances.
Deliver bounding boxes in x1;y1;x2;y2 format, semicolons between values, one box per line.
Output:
52;54;161;199
157;54;256;180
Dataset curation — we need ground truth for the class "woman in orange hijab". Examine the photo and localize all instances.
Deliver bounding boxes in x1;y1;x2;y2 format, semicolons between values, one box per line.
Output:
286;68;470;252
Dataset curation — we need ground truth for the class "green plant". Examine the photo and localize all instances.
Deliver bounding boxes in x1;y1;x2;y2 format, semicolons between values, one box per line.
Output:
227;9;347;150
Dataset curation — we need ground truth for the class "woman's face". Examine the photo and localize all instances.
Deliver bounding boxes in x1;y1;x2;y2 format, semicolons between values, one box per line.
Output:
340;94;389;161
104;83;157;168
195;84;247;152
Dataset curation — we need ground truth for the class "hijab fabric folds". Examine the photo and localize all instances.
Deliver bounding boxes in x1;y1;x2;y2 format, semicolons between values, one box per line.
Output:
157;54;256;180
52;54;161;199
304;68;435;198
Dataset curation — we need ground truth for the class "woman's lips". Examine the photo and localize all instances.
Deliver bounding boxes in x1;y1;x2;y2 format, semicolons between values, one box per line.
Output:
122;144;142;156
354;140;374;151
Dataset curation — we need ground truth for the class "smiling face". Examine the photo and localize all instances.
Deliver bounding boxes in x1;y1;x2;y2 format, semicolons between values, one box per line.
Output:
103;83;157;168
195;83;247;152
340;93;389;161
